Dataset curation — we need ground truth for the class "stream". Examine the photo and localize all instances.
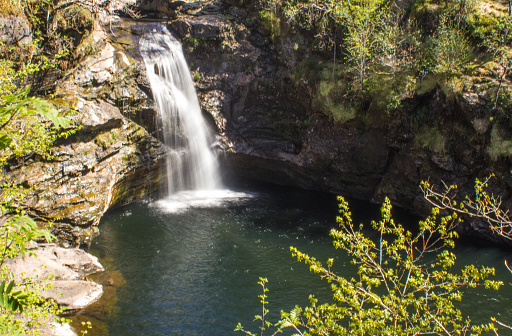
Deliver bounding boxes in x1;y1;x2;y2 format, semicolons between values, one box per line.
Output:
80;182;512;336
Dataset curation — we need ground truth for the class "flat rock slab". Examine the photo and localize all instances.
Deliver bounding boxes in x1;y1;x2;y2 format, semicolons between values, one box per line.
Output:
44;280;103;311
5;245;104;282
4;244;104;315
75;98;124;132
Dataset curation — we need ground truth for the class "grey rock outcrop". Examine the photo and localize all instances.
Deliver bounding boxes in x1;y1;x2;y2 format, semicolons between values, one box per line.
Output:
0;16;31;45
5;244;104;311
43;280;104;311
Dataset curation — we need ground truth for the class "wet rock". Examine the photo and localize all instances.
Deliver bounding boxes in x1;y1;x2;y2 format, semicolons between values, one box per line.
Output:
199;90;228;132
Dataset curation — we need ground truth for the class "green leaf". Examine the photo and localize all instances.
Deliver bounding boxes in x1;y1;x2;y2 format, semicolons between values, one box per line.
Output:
16;294;29;301
5;281;14;295
0;135;12;150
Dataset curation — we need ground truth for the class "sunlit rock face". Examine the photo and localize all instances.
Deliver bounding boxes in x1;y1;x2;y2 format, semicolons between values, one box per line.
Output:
4;24;166;247
6;244;105;311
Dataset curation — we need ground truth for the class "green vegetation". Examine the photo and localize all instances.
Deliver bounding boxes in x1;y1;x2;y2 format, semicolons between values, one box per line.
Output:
0;86;73;334
0;98;71;334
94;128;120;149
256;0;512;121
487;125;512;160
193;71;202;82
0;0;94;333
238;196;502;335
415;125;446;154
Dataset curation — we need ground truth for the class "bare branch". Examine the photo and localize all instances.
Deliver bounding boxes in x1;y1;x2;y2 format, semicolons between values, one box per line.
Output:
421;176;512;241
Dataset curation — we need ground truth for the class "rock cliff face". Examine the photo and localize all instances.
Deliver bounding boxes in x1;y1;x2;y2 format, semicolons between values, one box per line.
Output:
170;11;410;201
4;23;166;247
136;0;512;243
154;5;434;200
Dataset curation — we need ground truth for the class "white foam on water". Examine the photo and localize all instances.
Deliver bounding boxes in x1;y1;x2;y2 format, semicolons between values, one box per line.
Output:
152;189;255;213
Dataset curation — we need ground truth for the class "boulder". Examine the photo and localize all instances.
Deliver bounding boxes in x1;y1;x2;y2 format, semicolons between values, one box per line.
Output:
74;98;124;132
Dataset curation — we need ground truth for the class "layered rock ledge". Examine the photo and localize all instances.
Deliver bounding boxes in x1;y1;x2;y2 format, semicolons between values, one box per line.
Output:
5;244;106;335
4;22;167;247
6;244;105;310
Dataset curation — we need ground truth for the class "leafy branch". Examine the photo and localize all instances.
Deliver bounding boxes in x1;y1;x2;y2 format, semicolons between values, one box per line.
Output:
240;197;501;336
0;280;29;313
235;277;305;336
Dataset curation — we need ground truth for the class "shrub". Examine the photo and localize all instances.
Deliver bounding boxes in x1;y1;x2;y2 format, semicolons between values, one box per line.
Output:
429;17;472;76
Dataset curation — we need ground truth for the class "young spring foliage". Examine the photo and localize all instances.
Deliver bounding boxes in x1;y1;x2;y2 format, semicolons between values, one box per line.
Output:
288;197;501;335
235;277;272;336
421;175;512;240
235;277;304;336
239;197;502;336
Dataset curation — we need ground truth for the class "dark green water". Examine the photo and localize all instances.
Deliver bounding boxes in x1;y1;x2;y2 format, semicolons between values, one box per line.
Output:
84;184;512;336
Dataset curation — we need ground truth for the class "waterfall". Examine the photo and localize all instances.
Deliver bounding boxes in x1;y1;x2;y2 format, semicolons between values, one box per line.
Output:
140;27;221;195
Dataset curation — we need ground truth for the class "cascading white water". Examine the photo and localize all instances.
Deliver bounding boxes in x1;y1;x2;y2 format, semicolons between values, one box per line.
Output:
140;26;221;195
